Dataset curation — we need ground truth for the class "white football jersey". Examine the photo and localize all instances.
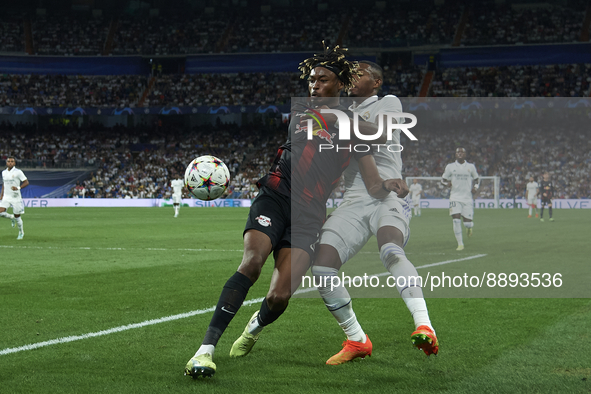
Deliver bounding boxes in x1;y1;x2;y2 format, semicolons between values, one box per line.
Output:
442;161;479;203
409;183;422;199
171;179;184;196
2;167;27;201
343;95;404;199
526;181;539;198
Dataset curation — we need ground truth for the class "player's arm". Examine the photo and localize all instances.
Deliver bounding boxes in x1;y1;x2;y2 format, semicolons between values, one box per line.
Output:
472;178;480;194
0;184;3;200
15;179;29;191
353;115;389;144
357;154;409;199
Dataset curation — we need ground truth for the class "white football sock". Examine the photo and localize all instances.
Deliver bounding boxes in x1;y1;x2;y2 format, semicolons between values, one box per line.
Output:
195;344;215;357
247;311;264;336
16;217;23;233
453;219;463;245
312;265;366;342
380;243;432;330
464;221;473;229
529;206;533;215
0;212;15;219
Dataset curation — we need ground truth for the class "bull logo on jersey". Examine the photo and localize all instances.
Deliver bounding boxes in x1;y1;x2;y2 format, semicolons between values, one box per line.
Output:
256;215;272;227
295;121;336;144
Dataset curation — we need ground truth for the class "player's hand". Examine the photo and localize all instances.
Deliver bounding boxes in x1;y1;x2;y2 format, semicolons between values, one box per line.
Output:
543;193;547;197
383;179;409;198
11;186;18;191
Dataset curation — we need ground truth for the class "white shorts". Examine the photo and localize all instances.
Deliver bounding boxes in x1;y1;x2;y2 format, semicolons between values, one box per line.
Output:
319;195;411;265
0;199;25;215
527;197;538;206
411;197;420;207
172;194;182;204
449;200;473;220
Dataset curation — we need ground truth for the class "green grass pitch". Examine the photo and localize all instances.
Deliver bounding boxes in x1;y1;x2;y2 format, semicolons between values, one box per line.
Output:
0;207;589;393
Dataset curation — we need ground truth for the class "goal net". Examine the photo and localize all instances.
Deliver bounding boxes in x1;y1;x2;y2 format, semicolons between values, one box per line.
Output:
405;176;500;208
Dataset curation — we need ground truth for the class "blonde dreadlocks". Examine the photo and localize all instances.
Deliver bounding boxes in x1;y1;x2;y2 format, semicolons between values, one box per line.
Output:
298;41;362;91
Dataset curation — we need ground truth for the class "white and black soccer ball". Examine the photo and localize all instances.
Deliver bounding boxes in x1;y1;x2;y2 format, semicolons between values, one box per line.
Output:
185;155;230;201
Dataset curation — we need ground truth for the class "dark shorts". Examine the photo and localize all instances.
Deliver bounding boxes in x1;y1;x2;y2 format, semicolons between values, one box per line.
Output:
541;197;552;206
244;186;323;259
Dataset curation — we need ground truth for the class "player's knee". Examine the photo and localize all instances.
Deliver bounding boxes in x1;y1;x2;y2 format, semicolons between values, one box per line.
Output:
237;254;265;283
379;242;405;271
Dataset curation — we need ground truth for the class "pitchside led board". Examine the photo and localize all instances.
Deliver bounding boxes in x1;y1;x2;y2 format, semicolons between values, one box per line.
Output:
289;97;590;299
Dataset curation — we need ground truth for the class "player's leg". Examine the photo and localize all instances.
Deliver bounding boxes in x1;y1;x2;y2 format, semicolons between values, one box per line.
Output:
374;200;438;356
185;187;285;378
534;202;538;218
548;200;554;221
0;202;16;221
314;245;372;365
12;201;24;239
540;201;545;221
528;202;533;218
417;200;421;217
230;247;310;357
185;229;272;377
449;201;464;250
461;202;474;238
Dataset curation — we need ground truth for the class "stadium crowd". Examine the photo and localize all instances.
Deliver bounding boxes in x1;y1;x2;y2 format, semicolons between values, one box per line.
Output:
1;2;588;56
430;64;591;97
1;115;589;200
0;74;147;107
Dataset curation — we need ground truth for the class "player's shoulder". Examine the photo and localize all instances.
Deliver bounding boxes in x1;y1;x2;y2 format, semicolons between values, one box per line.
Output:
376;95;402;112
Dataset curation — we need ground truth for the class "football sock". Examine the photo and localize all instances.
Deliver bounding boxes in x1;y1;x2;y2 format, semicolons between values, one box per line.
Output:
312;265;366;342
195;344;215;358
529;206;533;215
246;310;264;336
453;219;463;245
540;207;544;218
0;212;15;219
202;271;253;347
464;221;473;229
380;243;432;330
257;297;285;327
418;207;421;216
549;206;552;218
16;217;23;233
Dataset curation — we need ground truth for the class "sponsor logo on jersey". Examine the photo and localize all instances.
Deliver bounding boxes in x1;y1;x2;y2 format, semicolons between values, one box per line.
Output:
256;215;272;227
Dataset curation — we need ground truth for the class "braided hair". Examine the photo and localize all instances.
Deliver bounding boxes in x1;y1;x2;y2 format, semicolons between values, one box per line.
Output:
298;41;362;91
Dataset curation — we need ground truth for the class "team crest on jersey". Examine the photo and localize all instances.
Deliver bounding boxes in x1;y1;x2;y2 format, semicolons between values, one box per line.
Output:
256;215;272;227
361;111;370;121
295;122;336;144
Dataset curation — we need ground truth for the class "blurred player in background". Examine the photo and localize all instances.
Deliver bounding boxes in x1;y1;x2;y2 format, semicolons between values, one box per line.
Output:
311;61;438;365
409;178;424;217
539;172;555;222
185;44;403;379
171;178;184;218
0;157;28;240
525;176;539;218
441;148;479;251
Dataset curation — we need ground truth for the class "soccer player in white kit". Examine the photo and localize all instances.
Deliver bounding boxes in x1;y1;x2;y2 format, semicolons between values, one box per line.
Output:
441;148;479;251
409;178;423;217
311;61;438;365
171;178;184;218
0;157;29;240
525;176;539;218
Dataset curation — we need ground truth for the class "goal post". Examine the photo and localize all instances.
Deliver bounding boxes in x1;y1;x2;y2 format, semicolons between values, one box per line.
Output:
405;176;500;208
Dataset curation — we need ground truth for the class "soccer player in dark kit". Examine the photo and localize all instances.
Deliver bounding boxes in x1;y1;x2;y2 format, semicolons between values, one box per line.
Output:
185;43;408;378
539;172;555;222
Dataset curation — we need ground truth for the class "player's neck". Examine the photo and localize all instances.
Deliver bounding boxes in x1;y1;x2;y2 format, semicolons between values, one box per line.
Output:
456;159;465;164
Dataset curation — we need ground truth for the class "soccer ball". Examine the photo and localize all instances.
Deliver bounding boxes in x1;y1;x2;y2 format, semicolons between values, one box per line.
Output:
185;155;230;201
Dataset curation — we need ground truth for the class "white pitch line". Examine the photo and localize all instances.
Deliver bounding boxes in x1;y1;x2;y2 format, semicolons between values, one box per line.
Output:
0;245;447;256
0;254;486;356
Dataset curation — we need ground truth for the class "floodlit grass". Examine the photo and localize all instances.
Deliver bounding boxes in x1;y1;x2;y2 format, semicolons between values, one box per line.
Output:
0;207;589;393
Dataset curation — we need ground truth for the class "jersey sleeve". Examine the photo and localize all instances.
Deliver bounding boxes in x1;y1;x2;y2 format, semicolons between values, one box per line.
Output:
17;170;27;182
442;164;451;180
471;164;479;180
380;95;403;124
